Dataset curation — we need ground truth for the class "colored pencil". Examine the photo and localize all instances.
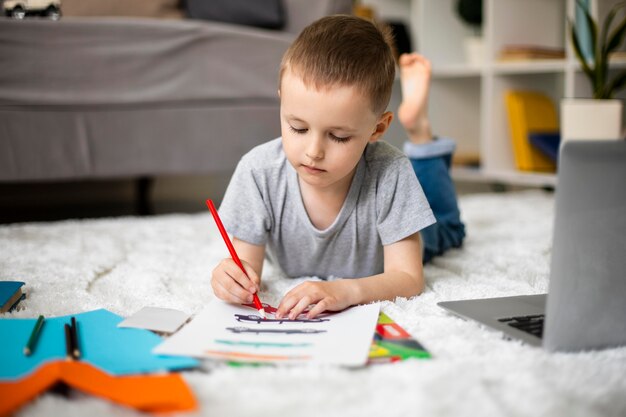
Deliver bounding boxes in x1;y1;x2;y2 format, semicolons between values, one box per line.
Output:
23;315;44;356
206;199;266;319
70;316;81;360
64;324;73;360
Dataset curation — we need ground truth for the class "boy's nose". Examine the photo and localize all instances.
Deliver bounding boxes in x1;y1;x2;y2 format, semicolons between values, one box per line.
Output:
306;150;323;160
305;136;324;160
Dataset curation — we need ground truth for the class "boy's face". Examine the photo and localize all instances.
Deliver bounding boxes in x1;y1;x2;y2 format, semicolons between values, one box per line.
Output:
279;68;391;191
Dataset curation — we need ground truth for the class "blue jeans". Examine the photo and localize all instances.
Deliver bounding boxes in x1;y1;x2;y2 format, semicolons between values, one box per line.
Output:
404;138;466;263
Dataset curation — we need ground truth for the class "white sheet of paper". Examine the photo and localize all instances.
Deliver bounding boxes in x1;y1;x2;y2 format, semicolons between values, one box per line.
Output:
154;301;380;366
117;306;191;333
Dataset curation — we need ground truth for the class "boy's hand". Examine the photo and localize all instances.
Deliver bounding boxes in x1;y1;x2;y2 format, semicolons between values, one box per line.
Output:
276;280;355;319
211;258;261;304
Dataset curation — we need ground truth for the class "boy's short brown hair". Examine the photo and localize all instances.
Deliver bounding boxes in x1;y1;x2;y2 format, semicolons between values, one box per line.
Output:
279;15;396;116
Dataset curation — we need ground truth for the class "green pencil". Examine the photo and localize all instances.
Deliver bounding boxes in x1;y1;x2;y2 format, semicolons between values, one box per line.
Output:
24;315;44;356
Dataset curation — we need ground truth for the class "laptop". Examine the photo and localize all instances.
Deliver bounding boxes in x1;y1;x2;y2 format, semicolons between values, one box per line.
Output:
438;140;626;351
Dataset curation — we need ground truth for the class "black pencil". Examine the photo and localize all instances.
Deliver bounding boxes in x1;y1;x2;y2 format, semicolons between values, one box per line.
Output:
64;323;73;360
70;316;80;360
24;315;44;356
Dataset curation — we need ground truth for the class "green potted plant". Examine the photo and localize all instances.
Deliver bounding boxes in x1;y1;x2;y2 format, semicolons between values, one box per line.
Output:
562;0;626;141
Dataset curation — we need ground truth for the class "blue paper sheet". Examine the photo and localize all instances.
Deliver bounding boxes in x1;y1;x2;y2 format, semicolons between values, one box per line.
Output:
0;309;198;380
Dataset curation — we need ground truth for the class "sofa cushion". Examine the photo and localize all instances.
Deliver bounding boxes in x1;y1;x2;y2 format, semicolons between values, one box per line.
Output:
61;0;184;19
0;18;293;106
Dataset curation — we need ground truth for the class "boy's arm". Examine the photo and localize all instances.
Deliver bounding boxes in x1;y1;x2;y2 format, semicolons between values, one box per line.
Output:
276;232;424;319
348;231;425;304
233;237;266;278
211;237;266;304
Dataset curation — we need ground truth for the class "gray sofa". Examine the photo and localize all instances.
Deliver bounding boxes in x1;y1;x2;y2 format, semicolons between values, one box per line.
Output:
0;0;352;184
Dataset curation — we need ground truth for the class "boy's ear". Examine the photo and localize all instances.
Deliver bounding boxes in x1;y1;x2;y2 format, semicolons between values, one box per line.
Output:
369;111;393;142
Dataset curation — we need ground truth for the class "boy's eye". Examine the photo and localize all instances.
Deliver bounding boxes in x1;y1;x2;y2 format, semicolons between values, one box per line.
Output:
329;133;351;143
289;125;307;134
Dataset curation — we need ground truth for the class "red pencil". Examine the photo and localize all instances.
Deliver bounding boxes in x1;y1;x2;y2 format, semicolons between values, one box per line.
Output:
206;199;266;319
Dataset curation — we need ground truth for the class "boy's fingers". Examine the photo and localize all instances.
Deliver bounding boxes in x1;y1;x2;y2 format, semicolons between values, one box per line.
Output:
216;274;253;304
212;280;233;303
276;291;300;319
211;270;230;298
225;280;254;304
223;260;256;293
211;279;225;300
288;295;314;320
306;299;329;319
242;263;261;291
211;259;257;304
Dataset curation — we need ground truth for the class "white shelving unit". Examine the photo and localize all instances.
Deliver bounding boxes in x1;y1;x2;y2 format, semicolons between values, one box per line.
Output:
366;0;626;187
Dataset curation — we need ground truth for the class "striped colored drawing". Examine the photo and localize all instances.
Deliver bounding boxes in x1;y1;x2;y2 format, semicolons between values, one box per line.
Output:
241;303;336;320
226;327;326;335
214;339;313;348
234;314;329;324
204;350;311;362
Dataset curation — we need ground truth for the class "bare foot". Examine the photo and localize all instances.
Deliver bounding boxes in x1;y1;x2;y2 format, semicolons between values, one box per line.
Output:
397;53;433;144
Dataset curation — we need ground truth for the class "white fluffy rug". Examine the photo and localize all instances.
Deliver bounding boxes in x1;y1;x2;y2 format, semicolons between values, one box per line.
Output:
2;190;626;417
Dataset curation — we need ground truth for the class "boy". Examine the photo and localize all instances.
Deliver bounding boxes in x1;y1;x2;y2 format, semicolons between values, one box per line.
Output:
212;15;464;319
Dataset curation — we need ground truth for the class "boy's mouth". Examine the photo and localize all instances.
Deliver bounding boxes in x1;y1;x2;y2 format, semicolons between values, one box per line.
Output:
301;164;326;174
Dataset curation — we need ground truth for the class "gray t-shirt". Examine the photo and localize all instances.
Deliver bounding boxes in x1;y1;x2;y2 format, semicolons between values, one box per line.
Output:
219;138;435;279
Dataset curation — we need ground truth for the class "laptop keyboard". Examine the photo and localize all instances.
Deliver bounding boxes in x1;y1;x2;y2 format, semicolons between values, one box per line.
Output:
497;314;545;338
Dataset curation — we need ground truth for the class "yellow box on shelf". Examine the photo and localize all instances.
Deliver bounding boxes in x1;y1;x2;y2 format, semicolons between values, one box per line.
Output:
505;90;558;172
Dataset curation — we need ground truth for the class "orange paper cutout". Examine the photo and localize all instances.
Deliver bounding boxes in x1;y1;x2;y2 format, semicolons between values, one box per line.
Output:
0;361;197;416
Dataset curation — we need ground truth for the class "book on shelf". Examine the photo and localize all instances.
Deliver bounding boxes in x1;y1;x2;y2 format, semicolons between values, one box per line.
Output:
498;45;565;61
528;133;560;163
452;153;480;168
504;90;558;173
608;51;626;61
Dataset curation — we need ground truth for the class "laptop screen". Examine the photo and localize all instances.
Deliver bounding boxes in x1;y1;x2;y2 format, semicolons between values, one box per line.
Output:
544;140;626;351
